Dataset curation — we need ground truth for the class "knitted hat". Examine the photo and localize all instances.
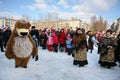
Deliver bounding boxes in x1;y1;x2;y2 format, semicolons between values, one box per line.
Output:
67;34;71;39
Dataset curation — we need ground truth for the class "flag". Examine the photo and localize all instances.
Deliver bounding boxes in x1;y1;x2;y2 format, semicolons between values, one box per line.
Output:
0;19;7;31
0;25;7;31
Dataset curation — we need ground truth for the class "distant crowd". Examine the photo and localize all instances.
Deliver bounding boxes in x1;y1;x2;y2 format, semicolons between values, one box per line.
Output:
0;26;120;69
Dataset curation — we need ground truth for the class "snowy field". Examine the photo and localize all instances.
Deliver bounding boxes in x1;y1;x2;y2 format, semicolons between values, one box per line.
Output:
0;46;120;80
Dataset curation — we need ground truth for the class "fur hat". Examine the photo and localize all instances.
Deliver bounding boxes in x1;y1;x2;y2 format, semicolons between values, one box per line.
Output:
106;29;113;34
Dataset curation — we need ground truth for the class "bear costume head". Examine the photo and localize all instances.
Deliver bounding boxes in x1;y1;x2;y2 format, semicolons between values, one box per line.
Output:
5;20;38;68
13;20;30;37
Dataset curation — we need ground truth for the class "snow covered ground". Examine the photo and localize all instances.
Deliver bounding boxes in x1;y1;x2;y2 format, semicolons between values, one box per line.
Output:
0;46;120;80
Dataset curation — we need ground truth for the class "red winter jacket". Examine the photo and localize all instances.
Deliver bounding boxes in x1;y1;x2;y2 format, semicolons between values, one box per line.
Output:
59;30;66;44
52;32;58;44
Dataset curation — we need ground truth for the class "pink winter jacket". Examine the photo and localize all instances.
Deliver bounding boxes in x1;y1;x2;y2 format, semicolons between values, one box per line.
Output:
46;36;53;45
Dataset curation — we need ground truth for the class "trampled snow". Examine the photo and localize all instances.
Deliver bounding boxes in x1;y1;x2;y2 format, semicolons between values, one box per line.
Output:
0;46;120;80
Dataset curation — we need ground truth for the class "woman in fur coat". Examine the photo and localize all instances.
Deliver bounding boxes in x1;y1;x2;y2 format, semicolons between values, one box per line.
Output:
98;29;117;69
73;28;88;67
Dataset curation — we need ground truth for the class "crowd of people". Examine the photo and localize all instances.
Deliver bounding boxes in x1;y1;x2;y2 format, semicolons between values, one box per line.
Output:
0;26;120;69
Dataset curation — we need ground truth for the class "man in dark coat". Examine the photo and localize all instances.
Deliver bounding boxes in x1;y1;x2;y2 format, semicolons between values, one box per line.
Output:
0;29;5;52
39;30;48;49
30;26;39;47
115;31;120;67
4;27;12;48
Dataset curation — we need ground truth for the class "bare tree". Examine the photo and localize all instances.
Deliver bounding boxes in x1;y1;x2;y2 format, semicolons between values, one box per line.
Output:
90;16;107;31
111;21;119;32
54;12;58;21
39;12;44;21
103;20;108;30
22;14;31;22
90;15;97;31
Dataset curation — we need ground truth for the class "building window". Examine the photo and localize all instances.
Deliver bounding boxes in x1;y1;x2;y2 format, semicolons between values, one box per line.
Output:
6;19;10;27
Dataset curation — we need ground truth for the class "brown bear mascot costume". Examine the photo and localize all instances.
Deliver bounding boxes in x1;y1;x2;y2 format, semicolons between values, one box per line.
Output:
5;20;39;68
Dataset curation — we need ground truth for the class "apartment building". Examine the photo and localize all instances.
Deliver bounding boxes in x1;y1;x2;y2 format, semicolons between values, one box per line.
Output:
32;19;90;31
0;18;90;31
0;17;17;30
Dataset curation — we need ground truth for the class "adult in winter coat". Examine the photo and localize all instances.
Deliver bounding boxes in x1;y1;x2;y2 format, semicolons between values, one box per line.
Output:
39;31;48;49
87;31;99;53
87;31;94;53
115;31;120;67
30;26;39;47
4;27;12;48
98;29;117;69
59;29;66;52
73;28;88;67
0;29;5;52
52;31;58;52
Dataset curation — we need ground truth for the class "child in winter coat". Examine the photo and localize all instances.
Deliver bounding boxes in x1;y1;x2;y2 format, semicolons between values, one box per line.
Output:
66;34;72;55
46;32;53;51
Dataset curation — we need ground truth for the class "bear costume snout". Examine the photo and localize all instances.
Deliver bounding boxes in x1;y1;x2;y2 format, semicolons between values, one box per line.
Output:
17;28;29;37
20;32;28;36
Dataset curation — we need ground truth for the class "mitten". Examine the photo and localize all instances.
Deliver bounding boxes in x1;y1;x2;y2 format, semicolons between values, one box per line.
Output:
32;55;35;59
35;55;39;61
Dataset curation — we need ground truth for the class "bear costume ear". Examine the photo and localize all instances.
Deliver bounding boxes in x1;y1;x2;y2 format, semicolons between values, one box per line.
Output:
26;22;31;29
15;20;31;29
14;21;21;29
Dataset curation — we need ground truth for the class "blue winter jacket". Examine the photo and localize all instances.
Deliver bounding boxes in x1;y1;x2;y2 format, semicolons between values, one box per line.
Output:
66;39;72;48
